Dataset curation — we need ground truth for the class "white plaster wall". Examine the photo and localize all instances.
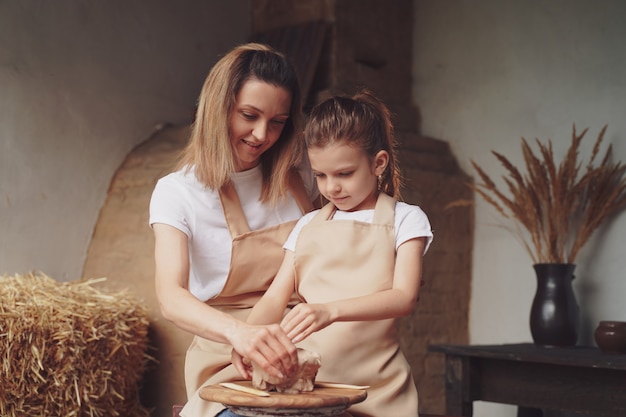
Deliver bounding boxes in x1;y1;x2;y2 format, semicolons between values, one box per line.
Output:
413;1;626;416
0;1;249;281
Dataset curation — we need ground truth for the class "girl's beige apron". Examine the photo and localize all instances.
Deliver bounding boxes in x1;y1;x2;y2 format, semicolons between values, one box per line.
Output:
296;193;419;417
181;172;312;417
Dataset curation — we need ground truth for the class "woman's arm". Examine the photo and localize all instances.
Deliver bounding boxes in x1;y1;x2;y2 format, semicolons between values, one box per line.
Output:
281;237;426;343
153;223;297;379
231;250;298;378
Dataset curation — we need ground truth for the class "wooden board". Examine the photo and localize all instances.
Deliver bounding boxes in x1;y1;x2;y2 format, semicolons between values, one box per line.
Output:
199;380;367;409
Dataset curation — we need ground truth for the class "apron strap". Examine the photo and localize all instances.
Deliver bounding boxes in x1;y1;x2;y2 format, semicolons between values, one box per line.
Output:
218;181;250;237
372;192;396;225
219;170;314;238
313;201;337;223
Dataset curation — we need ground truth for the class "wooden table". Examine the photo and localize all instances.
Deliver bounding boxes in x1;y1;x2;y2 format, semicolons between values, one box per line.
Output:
429;343;626;417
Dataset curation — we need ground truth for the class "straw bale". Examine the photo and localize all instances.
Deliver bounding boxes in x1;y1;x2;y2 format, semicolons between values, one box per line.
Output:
0;272;152;417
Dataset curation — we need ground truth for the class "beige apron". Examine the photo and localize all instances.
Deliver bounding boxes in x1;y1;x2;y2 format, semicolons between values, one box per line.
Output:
181;171;312;417
295;193;419;417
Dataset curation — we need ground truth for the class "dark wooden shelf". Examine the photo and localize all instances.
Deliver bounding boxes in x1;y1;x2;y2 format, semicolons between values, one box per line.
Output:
429;343;626;417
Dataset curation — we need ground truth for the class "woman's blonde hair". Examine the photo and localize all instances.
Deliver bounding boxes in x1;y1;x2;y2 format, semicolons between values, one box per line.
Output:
304;90;402;198
177;43;303;204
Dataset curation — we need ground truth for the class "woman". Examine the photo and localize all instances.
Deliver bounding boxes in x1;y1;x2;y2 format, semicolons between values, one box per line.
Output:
149;43;318;417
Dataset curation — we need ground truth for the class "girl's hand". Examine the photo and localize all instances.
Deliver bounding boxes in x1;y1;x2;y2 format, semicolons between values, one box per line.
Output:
227;323;298;381
280;303;333;343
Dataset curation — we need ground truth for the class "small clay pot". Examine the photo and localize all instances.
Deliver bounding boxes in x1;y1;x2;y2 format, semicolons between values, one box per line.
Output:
594;321;626;354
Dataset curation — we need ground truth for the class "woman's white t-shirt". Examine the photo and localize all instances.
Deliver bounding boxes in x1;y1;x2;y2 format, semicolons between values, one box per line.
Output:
283;200;433;253
149;165;316;301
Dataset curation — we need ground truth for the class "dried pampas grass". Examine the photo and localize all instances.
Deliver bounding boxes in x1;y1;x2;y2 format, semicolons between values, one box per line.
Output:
0;272;153;417
450;125;626;264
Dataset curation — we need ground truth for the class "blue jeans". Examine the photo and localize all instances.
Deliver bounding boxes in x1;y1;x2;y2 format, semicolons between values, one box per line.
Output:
216;409;246;417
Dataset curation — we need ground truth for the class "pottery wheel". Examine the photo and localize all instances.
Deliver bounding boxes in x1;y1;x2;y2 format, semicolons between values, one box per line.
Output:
199;381;367;417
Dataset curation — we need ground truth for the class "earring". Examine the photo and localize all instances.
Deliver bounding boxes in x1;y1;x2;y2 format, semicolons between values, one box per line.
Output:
377;174;383;190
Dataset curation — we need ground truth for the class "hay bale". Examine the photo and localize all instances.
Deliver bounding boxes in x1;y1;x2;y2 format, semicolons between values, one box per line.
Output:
0;272;152;417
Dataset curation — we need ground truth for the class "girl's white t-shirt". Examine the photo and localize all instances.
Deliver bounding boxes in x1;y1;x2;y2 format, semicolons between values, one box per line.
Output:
149;164;317;301
283;200;433;253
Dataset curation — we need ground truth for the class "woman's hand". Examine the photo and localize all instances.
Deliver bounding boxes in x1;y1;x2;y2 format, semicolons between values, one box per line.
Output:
280;303;334;344
227;323;298;381
231;349;253;380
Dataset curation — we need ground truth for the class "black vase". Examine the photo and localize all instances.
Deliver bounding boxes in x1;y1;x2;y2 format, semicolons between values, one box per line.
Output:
530;263;580;347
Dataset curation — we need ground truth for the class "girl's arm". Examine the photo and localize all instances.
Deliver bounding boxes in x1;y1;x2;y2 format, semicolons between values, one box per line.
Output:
153;223;297;379
281;237;426;343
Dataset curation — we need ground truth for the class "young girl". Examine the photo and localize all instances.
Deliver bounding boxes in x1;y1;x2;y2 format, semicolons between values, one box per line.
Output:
235;90;433;416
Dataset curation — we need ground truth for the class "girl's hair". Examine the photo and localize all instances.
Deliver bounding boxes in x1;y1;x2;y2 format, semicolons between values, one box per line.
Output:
304;90;402;198
177;43;303;204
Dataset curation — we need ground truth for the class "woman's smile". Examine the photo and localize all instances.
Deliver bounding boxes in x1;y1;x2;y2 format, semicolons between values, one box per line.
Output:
241;138;264;151
229;80;291;171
